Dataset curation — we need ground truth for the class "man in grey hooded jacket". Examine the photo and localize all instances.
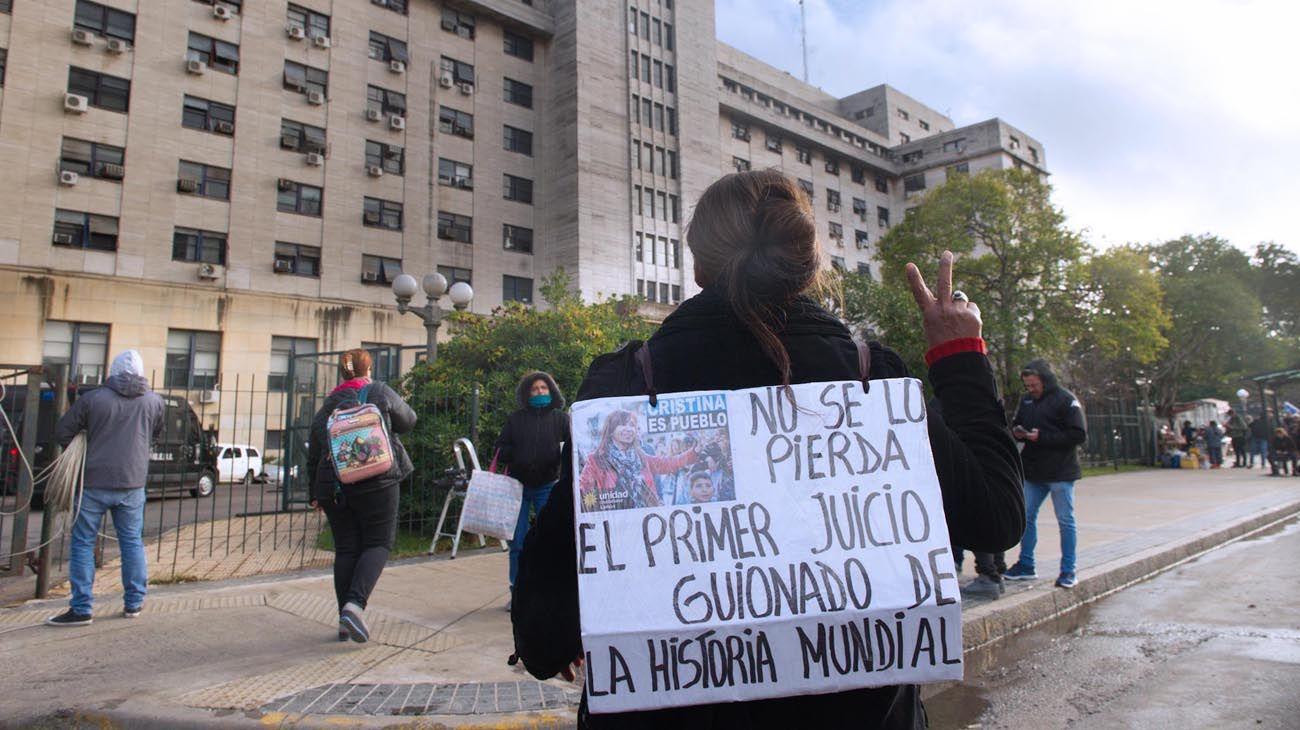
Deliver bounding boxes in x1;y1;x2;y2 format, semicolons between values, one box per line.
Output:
47;350;164;626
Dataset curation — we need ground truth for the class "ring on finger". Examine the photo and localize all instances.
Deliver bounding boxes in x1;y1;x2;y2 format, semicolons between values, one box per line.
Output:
952;290;969;303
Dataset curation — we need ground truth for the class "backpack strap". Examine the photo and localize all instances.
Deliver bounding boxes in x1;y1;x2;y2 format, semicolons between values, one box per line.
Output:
358;383;371;405
633;341;657;407
856;341;872;392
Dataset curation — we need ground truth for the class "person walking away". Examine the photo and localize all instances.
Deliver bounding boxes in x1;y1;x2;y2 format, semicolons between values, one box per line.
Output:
1004;359;1088;589
1227;409;1248;467
512;170;1025;728
1181;420;1196;449
307;349;416;642
494;371;570;609
1204;420;1225;468
47;350;164;626
1269;427;1297;477
1248;416;1271;469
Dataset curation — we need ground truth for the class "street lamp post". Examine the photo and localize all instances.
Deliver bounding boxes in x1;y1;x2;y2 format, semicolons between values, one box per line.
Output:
391;272;474;362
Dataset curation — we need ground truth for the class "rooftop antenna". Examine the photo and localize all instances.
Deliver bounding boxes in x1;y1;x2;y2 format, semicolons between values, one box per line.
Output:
799;0;809;83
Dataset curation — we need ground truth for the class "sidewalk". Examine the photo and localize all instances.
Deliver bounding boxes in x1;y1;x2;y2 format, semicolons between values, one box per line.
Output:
0;467;1296;729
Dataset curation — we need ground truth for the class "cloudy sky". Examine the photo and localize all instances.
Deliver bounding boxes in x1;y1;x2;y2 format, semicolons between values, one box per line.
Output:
715;0;1299;254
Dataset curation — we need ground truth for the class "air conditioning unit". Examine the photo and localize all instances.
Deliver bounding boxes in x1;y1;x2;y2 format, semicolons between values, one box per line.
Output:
389;60;406;74
106;38;128;54
287;26;305;40
363;210;381;224
306;152;324;166
277;178;294;191
52;232;76;245
366;108;383;122
177;178;200;193
64;93;90;113
361;271;380;282
388;114;405;131
273;259;294;273
99;163;125;180
186;59;207;75
71;29;94;46
458;82;474;95
366;165;383;177
197;262;220;280
59;170;80;186
855;240;868;250
439;71;454;88
212;5;233;20
312;35;331;49
306;90;325;105
199;389;220;403
214;121;235;134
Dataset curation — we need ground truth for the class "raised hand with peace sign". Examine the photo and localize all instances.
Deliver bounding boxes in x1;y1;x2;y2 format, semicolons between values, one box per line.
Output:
905;250;983;350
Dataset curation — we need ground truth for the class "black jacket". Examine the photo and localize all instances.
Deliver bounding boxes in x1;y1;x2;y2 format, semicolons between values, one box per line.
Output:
307;379;417;503
1011;359;1087;482
494;372;571;488
512;289;1025;730
1249;418;1271;441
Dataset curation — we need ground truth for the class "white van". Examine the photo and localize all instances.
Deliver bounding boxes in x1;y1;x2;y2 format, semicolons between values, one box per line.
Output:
215;443;264;483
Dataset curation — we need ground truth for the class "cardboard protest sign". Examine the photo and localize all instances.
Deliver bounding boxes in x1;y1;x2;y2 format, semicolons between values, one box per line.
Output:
570;379;962;714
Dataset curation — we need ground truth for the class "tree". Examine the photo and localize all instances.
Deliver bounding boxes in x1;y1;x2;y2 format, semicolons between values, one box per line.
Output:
852;169;1089;398
1252;242;1300;339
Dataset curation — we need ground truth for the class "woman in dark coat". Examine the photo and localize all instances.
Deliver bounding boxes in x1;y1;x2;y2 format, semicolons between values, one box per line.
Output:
307;348;416;643
512;170;1024;729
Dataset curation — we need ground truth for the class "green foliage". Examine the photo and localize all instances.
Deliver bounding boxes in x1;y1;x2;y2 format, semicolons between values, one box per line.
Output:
1252;242;1300;339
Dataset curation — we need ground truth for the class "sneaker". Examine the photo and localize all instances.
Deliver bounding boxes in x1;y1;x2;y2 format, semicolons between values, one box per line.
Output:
337;617;349;642
46;609;93;627
960;575;1004;600
123;605;142;619
340;602;369;643
1055;571;1077;589
1004;563;1038;581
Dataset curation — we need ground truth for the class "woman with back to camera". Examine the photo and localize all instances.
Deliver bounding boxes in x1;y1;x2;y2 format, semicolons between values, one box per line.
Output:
307;348;416;643
511;170;1025;728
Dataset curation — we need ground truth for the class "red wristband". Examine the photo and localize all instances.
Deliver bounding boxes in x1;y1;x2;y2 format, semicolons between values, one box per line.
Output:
925;337;987;366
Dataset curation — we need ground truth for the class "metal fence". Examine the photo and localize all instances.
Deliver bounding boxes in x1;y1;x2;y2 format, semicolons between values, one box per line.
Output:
1079;398;1158;469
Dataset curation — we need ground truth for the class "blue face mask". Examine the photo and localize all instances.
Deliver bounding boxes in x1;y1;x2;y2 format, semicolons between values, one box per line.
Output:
529;394;552;408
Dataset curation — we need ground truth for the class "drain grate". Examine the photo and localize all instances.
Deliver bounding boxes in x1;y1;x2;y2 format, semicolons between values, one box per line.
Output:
263;681;579;716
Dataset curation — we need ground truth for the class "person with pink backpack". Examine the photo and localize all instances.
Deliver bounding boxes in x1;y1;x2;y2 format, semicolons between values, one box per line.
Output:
307;348;416;643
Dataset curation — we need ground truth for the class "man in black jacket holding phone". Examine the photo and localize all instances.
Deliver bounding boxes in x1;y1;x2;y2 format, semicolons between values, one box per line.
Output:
1004;359;1087;589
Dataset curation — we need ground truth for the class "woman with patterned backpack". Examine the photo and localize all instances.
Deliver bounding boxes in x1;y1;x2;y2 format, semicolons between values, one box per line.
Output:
307;348;417;643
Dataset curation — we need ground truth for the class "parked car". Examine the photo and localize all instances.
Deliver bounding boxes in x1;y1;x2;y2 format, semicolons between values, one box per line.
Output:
215;443;263;483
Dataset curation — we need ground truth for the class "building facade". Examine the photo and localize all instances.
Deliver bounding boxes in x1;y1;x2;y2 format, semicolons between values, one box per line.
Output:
0;0;1044;436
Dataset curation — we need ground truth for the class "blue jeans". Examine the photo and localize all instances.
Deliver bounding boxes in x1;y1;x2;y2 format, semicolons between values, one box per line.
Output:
1016;480;1077;575
69;487;147;614
509;481;555;587
1249;438;1269;466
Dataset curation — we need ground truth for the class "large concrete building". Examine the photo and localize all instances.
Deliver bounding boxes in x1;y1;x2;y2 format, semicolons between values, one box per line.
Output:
0;0;1044;436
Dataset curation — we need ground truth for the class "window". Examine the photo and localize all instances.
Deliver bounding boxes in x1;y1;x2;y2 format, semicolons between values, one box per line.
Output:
668;150;678;179
1029;147;1040;164
0;48;6;87
628;6;637;34
363;197;403;230
268;337;316;392
640;10;650;38
503;275;533;304
829;222;844;240
850;167;866;184
437;211;472;243
657;191;666;220
60;138;125;180
1008;135;1021;150
187;32;240;75
366;140;405;175
165;329;220;389
437;265;472;286
672;285;682;303
942;139;965;154
439;106;474;138
440;56;475;85
503;224;533;253
361;343;400;382
504;30;534;61
652;18;661;45
361;255;402;285
901;150;923;164
947;163;970;177
630;52;639;80
503;174;534;204
280;119;326;153
670;194;680;223
641;53;651;83
904;173;926;193
42;321;109;385
371;0;407;15
503;125;533;155
826;189;841;212
367;85;406;117
855;229;869;248
182;96;235;135
874;174;888;194
503;78;533;108
286;4;330;39
440;7;475;38
654;103;664;131
825;160;840;175
53;210;118;251
67;67;130;112
857;263;872;278
634;232;643;262
731;122;750;141
641;97;652;125
795;146;811;164
671;239;681;269
283;60;327;97
367;31;409;63
659;283;670;303
919;120;930;131
74;0;135;42
265;430;285;453
0;1;10;12
172;227;226;264
733;157;750;173
765;135;782;153
178;160;231;200
438;158;473;188
852;197;868;220
897;108;909;121
665;23;675;50
797;179;814;198
878;206;890;228
831;256;846;271
194;0;241;13
276;180;322;216
273;242;320;277
653;60;663;88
